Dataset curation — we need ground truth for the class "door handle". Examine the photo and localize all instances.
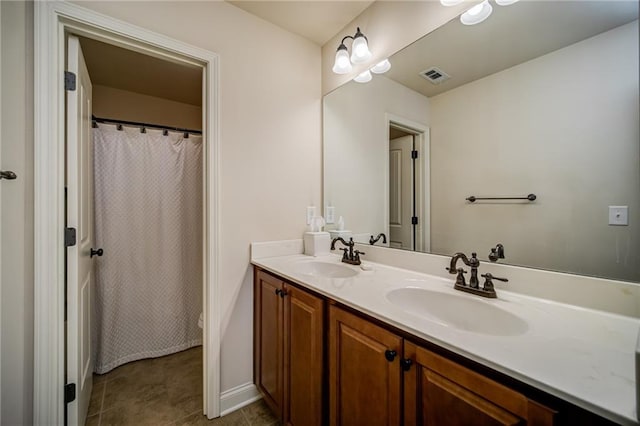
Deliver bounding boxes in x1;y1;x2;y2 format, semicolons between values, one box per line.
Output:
0;171;17;180
90;248;104;258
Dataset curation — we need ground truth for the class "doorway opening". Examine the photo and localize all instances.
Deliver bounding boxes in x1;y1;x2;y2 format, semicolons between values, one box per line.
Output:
64;34;205;425
34;3;220;424
386;115;430;253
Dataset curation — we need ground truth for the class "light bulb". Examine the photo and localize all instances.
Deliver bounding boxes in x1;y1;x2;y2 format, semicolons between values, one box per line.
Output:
370;59;391;74
353;70;372;83
440;0;464;5
332;45;352;74
460;0;493;25
495;0;519;5
350;33;372;64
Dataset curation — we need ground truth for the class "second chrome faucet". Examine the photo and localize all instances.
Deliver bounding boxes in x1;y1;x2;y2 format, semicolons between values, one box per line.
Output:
331;237;365;265
447;252;508;298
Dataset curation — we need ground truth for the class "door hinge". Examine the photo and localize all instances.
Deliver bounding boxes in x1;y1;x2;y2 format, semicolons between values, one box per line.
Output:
411;216;418;225
64;383;76;403
411;150;418;159
65;227;77;247
64;71;76;91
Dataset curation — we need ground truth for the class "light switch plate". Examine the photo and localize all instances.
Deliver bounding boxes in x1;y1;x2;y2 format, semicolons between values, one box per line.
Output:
325;206;335;224
306;206;316;225
609;206;628;226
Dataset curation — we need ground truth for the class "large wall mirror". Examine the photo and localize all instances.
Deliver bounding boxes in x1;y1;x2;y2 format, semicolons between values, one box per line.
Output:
323;1;639;282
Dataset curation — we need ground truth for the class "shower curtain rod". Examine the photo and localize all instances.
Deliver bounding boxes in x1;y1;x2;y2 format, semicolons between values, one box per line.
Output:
92;115;202;135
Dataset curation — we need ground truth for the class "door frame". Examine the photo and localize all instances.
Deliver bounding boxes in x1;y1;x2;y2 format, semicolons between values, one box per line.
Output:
385;113;430;253
34;2;221;423
0;3;3;422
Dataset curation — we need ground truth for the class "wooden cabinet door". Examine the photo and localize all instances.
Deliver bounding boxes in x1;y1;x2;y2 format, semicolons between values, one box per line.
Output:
283;284;324;426
404;342;556;426
254;270;285;418
329;305;403;426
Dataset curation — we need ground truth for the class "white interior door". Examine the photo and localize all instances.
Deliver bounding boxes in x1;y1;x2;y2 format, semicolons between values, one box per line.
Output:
389;135;414;250
66;34;94;426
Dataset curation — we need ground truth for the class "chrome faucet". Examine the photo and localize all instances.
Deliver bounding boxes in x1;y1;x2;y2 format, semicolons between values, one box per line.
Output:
488;243;505;262
331;237;365;265
369;233;387;245
446;252;507;298
448;252;481;288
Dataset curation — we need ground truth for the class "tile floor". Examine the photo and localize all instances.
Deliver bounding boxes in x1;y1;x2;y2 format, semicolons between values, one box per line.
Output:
86;346;278;426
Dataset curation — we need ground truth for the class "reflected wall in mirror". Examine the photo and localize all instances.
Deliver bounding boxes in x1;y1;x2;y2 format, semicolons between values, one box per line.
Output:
323;1;639;282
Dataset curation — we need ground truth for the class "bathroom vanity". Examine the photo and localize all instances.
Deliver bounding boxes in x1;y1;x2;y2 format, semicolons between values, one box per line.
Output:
251;242;639;425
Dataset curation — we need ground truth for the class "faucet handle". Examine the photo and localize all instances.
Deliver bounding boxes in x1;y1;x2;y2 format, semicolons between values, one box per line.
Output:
339;247;349;260
446;267;467;286
481;273;508;282
481;273;508;291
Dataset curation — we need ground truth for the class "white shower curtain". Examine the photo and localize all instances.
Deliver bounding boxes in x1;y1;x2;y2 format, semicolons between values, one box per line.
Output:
93;124;203;374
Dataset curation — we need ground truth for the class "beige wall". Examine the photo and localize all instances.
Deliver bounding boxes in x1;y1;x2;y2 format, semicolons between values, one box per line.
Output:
429;21;640;281
92;85;202;130
1;1;321;421
324;76;429;240
321;1;472;95
1;1;34;424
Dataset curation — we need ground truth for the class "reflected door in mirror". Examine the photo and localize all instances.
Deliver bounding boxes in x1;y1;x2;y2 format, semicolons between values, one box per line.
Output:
389;135;415;250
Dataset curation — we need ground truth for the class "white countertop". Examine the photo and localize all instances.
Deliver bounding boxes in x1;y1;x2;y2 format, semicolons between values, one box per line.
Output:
251;252;640;425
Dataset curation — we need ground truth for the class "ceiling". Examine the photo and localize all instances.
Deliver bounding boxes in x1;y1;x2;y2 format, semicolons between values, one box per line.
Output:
386;1;639;98
228;1;374;45
79;1;372;104
79;37;202;106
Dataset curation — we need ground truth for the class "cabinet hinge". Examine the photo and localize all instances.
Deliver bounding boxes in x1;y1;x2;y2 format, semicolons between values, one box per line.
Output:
64;71;76;91
411;150;418;159
65;227;77;247
64;383;76;403
411;216;418;225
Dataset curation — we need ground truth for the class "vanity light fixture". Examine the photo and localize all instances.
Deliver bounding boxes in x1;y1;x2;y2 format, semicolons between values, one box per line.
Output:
353;70;372;83
332;27;372;74
460;0;493;25
495;0;519;5
440;0;464;5
370;58;391;74
332;44;352;74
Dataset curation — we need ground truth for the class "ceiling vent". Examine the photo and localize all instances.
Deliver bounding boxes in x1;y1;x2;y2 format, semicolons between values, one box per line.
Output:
419;67;451;85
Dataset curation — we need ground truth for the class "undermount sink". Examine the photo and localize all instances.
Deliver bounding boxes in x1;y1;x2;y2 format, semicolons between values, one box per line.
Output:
292;261;358;279
386;287;528;336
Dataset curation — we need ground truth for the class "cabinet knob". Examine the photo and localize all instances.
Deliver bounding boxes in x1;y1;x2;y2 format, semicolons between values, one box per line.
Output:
275;289;281;296
385;349;397;362
401;358;413;371
279;290;288;298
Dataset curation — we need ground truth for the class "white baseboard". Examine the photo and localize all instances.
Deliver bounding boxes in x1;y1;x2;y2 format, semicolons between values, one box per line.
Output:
219;382;261;416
